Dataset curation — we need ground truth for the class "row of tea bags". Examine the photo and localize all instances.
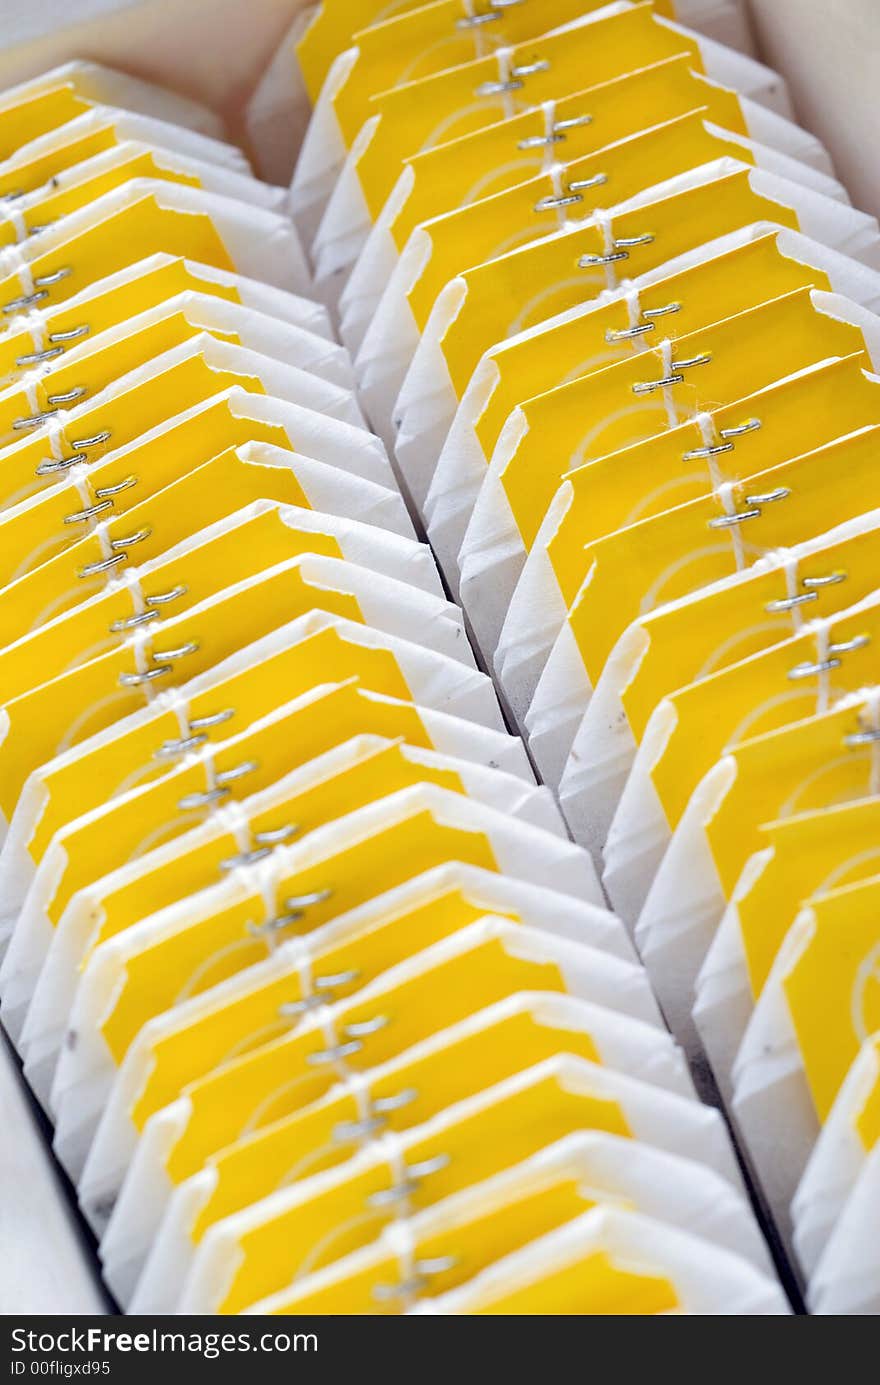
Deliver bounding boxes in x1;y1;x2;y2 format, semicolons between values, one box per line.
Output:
288;0;880;1315
0;0;858;1317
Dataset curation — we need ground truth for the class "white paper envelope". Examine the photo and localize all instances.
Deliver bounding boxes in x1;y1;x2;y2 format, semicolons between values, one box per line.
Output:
809;1141;880;1315
732;877;880;1252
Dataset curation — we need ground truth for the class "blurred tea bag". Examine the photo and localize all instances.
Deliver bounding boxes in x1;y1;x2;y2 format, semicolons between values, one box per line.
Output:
412;1205;787;1314
248;1126;769;1315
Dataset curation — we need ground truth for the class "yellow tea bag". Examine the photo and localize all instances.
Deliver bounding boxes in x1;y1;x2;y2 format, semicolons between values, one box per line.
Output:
166;1052;740;1314
56;790;602;1183
426;224;878;591
250;1126;766;1315
0;553;472;828
0;251;332;387
0;616;516;945
0;441;414;647
466;286;880;666
0;141;287;249
794;1034;880;1294
341;51;833;352
118;990;681;1308
697;795;880;1108
0;388;394;590
388;159;880;491
562;506;880;863
0;291;360;457
103;862;634;1290
360;107;849;451
0;61;223;153
0;180;308;323
20;729;560;1104
0;105;250;202
0;496;441;699
413;1204;785;1315
626;690;880;1063
529;368;880;787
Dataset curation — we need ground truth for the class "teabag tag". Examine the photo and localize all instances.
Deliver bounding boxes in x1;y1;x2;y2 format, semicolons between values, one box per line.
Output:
352;123;853;454
623;689;880;1067
0;498;444;700
103;860;633;1295
461;289;880;677
392;159;880;512
0;105;251;194
291;0;637;250
119;976;676;1308
696;794;880;1110
0;254;333;389
0;551;475;845
615;593;880;932
0;385;397;598
173;1052;744;1314
0;291;359;455
425;224;876;596
606;590;880;1042
0;609;517;939
12;681;521;1049
340;46;835;360
248;1125;770;1315
20;732;562;1099
0;439;418;646
529;370;880;791
60;788;604;1186
0;180;312;319
413;1203;787;1315
0;60;225;146
0;676;518;1015
0;141;291;250
560;506;880;866
793;1034;880;1283
0;332;382;535
493;293;880;717
732;874;880;1254
487;308;880;741
307;0;789;298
